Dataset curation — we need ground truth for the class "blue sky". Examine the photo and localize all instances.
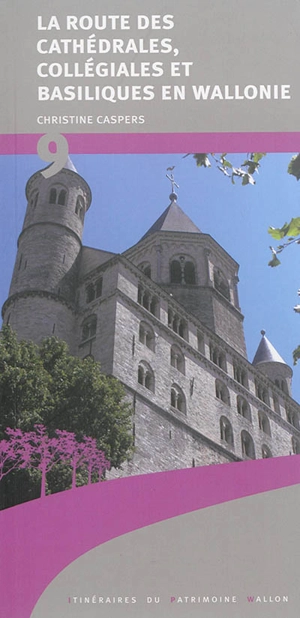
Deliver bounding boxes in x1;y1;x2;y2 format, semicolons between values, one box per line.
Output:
1;152;300;401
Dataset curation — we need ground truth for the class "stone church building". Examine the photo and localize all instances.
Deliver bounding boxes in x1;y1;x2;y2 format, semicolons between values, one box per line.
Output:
2;159;300;475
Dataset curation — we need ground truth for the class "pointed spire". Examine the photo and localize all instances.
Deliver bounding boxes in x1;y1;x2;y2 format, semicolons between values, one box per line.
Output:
140;202;201;241
252;330;287;366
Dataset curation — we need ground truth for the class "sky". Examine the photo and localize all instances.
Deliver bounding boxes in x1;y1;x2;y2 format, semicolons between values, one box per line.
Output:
1;151;300;402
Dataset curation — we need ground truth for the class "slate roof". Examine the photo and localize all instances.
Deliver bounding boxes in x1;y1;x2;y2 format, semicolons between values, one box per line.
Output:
140;202;201;241
252;331;287;366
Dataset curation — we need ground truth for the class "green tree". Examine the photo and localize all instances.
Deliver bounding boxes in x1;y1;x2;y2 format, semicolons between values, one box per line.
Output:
0;327;133;507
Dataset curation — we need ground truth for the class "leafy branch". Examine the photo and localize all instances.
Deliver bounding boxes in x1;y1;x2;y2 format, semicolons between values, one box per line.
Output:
188;152;266;186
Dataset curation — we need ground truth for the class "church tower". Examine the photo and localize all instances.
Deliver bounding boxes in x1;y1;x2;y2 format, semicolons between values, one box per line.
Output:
2;160;91;353
124;187;246;356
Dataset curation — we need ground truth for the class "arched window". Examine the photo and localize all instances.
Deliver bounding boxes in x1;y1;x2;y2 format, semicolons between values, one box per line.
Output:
215;380;230;405
170;384;186;413
168;307;188;340
81;315;97;341
86;278;102;303
49;186;68;206
255;380;269;406
58;189;67;205
138;361;155;392
275;378;288;394
170;345;185;374
210;344;226;371
139;322;155;351
75;196;85;220
233;363;248;388
237;396;251;421
258;411;271;436
220;416;234;446
184;261;196;284
138;284;159;317
170;260;181;283
170;256;196;285
262;445;272;459
213;268;230;300
139;262;152;279
286;409;299;429
292;436;300;454
241;430;255;459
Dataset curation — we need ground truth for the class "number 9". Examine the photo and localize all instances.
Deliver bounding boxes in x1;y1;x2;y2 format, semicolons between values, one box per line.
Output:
37;133;69;178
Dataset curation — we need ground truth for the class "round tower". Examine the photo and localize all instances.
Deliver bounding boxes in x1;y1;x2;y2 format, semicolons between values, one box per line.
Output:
2;159;91;353
252;330;293;396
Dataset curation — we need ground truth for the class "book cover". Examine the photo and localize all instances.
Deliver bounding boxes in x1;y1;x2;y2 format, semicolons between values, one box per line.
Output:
1;1;300;617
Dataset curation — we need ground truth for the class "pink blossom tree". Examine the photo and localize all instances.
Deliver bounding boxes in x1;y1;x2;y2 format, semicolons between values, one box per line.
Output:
25;424;62;498
0;428;32;482
0;425;111;499
56;430;88;489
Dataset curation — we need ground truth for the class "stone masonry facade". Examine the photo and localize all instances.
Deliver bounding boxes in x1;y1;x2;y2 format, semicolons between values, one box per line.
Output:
2;162;300;477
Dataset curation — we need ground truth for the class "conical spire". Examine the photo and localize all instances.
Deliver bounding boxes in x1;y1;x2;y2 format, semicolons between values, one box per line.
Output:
252;330;287;366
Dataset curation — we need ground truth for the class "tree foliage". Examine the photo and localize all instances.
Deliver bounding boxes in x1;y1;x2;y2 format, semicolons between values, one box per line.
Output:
0;327;133;507
190;152;266;185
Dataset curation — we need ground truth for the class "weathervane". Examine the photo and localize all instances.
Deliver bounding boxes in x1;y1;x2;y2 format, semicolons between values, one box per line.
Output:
166;166;179;201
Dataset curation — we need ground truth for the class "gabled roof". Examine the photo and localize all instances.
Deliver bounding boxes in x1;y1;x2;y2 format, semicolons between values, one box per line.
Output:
252;330;287;366
140;202;201;241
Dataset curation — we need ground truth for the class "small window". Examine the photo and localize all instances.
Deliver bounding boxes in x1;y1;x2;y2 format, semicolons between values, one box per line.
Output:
139;322;155;351
75;196;85;220
275;378;288;394
170;384;186;414
184;261;196;284
81;315;97;341
138;284;159;317
237;396;251;421
215;380;230;405
49;186;68;206
170;345;185;374
214;268;230;301
233;363;248;388
292;437;300;455
220;416;234;446
168;307;188;341
138;361;155;392
255;381;269;406
58;189;67;205
170;260;182;283
262;445;272;459
241;430;255;459
258;411;271;436
210;344;226;371
286;409;299;429
170;256;196;285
